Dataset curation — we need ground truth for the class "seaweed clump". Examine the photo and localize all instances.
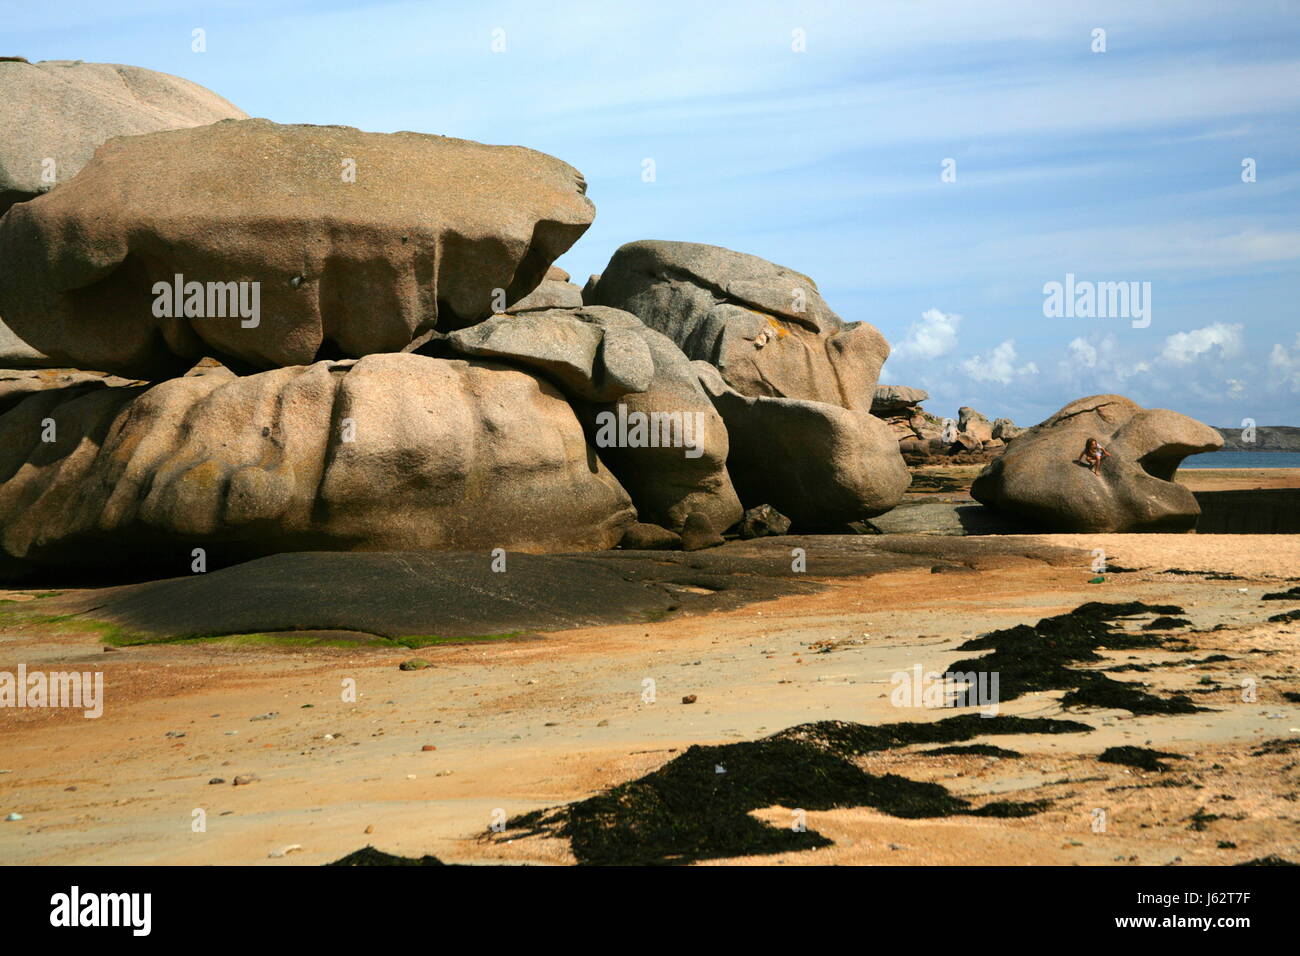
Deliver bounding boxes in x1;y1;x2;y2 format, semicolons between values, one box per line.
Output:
947;601;1205;715
501;714;1084;866
1097;745;1186;772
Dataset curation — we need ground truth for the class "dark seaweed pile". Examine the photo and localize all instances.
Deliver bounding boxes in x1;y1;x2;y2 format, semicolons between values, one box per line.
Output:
945;601;1204;715
327;845;451;866
1098;745;1186;772
503;720;1065;866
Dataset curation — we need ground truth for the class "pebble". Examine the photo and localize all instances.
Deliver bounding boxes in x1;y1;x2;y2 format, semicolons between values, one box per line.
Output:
268;844;303;859
682;695;698;704
250;712;278;721
5;813;22;821
421;744;437;752
232;774;257;786
597;719;609;727
399;659;431;671
364;825;374;834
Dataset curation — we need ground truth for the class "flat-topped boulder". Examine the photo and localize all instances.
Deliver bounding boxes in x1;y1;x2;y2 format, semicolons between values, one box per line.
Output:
0;119;595;379
0;58;246;216
587;240;889;411
871;384;929;415
0;352;633;569
971;394;1224;532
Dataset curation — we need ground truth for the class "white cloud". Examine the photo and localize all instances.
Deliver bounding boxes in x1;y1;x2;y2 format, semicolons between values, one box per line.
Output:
892;308;961;360
1269;333;1300;392
1159;322;1244;365
962;340;1038;384
1066;336;1097;368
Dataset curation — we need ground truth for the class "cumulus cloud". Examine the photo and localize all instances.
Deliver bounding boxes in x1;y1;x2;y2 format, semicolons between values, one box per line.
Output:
1065;336;1097;368
892;308;961;360
1159;322;1243;365
1269;333;1300;391
962;340;1038;384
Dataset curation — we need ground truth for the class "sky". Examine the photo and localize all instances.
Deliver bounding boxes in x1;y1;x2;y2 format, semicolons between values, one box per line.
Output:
9;0;1299;426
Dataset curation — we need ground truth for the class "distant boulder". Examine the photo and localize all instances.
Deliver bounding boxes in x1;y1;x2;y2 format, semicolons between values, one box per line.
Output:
957;406;993;444
871;384;929;415
589;240;889;411
991;417;1023;441
971;394;1223;532
0;119;595;379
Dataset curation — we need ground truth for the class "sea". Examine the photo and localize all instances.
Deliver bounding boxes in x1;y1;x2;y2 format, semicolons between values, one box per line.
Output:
1179;451;1300;469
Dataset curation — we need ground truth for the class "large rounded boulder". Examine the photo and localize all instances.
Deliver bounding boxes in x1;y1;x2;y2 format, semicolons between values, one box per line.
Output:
693;362;910;528
587;240;889;411
0;119;596;379
439;306;742;534
0;353;633;569
0;57;247;216
970;394;1223;532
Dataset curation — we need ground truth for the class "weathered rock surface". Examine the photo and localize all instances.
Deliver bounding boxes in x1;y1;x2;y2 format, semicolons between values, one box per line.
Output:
0;353;633;568
0;366;135;414
442;308;654;402
588;240;888;410
619;522;682;550
971;394;1224;532
504;274;584;313
0;119;596;379
0;58;246;216
0;318;60;368
871;384;929;415
438;306;741;534
694;362;910;528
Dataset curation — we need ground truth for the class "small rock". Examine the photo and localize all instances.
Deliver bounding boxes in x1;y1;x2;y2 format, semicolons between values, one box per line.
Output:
208;778;225;785
364;825;374;834
249;712;278;721
736;504;791;539
682;694;698;705
421;744;437;752
165;730;186;738
5;813;22;821
232;774;258;786
399;659;431;671
619;522;682;550
596;719;609;727
679;512;724;552
268;844;303;859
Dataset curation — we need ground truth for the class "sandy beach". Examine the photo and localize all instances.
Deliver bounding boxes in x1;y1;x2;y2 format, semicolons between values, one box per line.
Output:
2;467;1296;867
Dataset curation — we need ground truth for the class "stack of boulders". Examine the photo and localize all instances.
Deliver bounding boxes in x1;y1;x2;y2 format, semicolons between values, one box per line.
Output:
872;385;1019;465
0;60;911;571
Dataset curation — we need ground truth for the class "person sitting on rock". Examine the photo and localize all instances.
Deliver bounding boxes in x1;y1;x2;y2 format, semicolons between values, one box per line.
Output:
1077;437;1111;475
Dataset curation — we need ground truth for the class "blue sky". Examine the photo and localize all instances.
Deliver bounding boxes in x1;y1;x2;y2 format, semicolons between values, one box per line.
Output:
10;0;1299;426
